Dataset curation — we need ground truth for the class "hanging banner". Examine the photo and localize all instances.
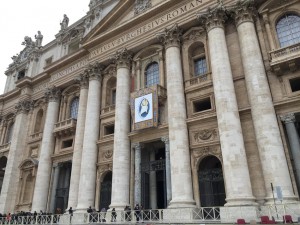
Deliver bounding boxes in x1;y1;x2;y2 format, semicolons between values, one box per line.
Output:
130;86;159;130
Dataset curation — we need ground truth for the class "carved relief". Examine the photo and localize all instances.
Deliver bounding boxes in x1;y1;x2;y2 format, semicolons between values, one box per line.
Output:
85;62;104;81
99;164;112;176
104;149;113;160
192;128;218;143
280;113;296;124
134;0;152;15
74;72;89;89
193;145;222;166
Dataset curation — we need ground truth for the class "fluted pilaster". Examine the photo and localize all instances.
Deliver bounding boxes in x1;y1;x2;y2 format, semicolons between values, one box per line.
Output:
133;143;142;205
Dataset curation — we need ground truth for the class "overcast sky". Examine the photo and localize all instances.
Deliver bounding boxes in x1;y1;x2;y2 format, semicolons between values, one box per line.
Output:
0;0;89;95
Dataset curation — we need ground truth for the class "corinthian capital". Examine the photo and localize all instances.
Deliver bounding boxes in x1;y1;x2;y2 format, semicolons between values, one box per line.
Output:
75;72;89;89
45;86;61;102
230;0;257;27
111;48;133;69
197;5;227;32
280;113;296;124
157;23;182;48
85;62;103;81
15;100;34;114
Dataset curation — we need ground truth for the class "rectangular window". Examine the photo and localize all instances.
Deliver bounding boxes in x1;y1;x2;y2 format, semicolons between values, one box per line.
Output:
62;139;73;148
193;98;211;113
194;57;207;76
45;57;53;67
111;89;116;105
104;124;115;135
290;77;300;92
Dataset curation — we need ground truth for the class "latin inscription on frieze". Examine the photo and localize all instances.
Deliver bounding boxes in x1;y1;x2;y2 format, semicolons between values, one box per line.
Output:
90;0;204;58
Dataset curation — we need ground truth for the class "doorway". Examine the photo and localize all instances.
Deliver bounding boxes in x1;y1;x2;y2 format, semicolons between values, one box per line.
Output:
198;156;225;207
99;171;112;210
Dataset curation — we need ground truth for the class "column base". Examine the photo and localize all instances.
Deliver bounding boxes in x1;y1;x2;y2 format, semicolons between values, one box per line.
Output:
168;199;196;208
225;196;258;206
220;206;259;223
263;195;298;205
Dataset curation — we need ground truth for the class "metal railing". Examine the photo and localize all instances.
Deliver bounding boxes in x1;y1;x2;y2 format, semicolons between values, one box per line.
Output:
0;204;299;224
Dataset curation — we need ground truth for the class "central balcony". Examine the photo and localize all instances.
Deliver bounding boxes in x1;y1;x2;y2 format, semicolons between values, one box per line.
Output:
53;118;77;137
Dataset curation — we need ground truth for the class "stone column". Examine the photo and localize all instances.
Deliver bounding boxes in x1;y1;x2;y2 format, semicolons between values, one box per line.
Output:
134;143;142;205
281;113;300;195
157;25;195;208
76;63;103;212
161;136;172;205
0;121;7;145
149;150;157;209
232;1;297;203
49;163;61;213
0;100;32;213
67;73;89;209
32;86;61;212
110;48;132;210
198;8;256;206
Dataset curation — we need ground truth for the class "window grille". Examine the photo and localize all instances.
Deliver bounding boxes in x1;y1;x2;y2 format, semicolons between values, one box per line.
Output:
276;14;300;47
145;62;159;87
70;97;79;119
194;57;207;76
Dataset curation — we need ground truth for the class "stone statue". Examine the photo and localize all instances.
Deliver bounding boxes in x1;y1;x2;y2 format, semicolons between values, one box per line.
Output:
35;31;43;47
89;0;97;8
60;14;69;30
22;36;35;48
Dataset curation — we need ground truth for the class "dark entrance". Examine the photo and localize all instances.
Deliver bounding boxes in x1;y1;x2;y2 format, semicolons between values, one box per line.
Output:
0;156;7;195
198;156;226;207
55;162;72;212
100;171;112;210
141;148;167;209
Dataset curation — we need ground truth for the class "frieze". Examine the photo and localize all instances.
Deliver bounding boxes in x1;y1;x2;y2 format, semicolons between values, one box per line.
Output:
193;128;218;143
89;0;204;58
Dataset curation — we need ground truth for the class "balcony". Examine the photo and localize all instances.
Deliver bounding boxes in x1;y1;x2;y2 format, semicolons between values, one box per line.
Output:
184;72;212;91
101;104;115;115
0;142;10;154
269;42;300;75
28;132;43;143
53;118;77;137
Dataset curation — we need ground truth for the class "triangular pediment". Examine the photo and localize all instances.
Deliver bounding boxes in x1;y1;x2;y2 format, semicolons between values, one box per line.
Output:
81;0;177;48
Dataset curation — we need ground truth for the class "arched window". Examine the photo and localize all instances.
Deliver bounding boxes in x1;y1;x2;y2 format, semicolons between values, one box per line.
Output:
194;57;207;76
145;62;159;87
6;123;14;143
70;97;79;119
34;109;43;133
276;14;300;47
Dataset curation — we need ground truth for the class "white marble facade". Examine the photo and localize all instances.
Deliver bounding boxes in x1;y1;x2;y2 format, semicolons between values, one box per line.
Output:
0;0;300;215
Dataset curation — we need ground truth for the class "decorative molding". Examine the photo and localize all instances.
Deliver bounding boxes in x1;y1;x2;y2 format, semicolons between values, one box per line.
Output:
15;100;34;115
280;113;296;124
157;23;183;49
193;145;222;166
193;128;218;143
45;86;61;102
110;48;133;69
